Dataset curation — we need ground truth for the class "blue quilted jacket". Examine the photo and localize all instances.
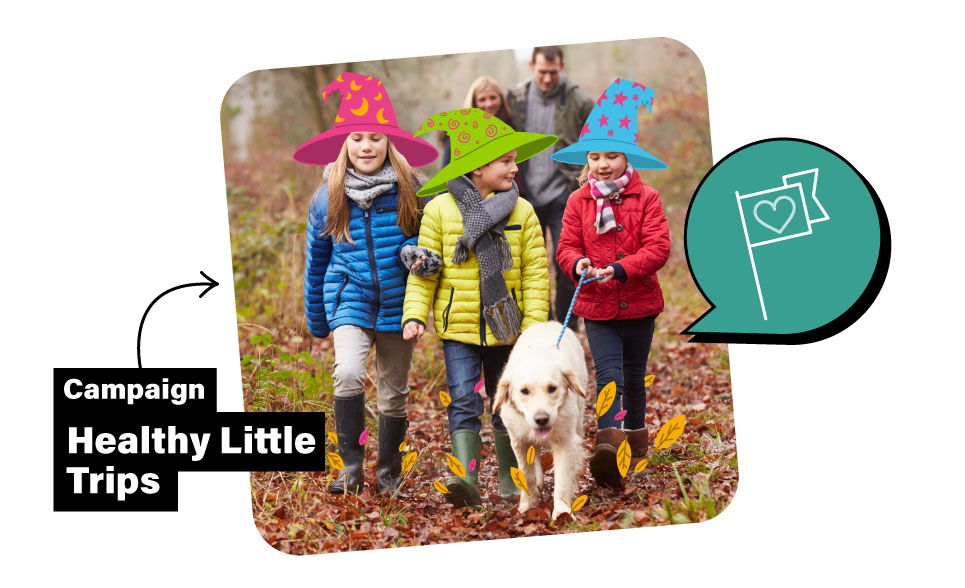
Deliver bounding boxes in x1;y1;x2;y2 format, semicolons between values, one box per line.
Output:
304;183;418;338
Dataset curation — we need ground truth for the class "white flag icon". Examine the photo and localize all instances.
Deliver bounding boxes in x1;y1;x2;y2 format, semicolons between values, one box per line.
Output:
736;169;828;319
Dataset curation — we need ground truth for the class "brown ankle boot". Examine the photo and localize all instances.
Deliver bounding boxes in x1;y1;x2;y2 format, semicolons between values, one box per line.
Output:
626;428;650;475
589;428;627;489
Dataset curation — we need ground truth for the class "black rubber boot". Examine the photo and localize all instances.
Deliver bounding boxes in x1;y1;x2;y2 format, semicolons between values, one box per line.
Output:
376;414;408;495
328;395;365;494
444;429;482;507
493;427;521;498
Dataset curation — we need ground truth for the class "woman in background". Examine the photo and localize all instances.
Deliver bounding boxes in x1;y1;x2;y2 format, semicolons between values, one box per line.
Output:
439;76;513;167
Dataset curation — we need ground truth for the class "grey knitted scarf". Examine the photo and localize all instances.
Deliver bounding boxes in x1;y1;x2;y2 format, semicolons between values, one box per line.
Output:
326;162;398;210
446;174;523;343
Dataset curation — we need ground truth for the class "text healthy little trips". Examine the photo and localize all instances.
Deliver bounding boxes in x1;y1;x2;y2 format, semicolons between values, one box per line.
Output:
53;368;327;511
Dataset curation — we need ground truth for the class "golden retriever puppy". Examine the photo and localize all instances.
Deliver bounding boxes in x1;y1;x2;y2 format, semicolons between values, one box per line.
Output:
493;321;588;521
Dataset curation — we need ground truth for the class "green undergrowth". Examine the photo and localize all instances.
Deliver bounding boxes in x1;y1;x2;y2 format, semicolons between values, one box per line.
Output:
243;332;333;413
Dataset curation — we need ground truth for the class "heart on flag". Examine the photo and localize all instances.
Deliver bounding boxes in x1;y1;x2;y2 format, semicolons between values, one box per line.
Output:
753;195;796;234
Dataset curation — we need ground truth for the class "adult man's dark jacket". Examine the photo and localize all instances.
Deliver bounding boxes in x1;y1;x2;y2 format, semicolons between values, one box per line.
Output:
506;74;596;197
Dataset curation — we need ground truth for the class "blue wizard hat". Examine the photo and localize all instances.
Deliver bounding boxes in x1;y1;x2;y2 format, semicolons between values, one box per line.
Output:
552;78;666;169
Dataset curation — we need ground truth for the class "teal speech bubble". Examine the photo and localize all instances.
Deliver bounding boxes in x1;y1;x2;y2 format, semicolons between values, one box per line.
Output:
684;138;890;343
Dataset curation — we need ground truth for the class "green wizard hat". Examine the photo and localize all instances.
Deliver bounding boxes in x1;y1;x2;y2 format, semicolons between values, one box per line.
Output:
415;108;557;196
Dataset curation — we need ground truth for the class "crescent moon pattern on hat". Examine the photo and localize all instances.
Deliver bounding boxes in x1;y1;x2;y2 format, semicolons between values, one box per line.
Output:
292;72;439;167
321;73;397;127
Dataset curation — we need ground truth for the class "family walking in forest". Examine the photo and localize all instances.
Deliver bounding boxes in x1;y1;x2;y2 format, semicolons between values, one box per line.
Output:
293;46;671;512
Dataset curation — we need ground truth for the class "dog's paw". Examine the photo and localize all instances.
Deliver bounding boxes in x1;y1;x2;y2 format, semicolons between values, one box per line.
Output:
551;504;571;522
518;494;534;514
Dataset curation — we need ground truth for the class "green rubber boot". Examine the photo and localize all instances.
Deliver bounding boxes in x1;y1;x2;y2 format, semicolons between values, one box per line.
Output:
493;427;521;498
444;429;482;507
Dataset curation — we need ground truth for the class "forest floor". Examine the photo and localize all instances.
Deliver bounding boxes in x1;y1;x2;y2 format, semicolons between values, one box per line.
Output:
239;208;737;554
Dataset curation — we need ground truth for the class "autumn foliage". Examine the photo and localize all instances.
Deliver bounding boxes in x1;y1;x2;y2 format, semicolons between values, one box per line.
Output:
244;326;735;553
226;40;734;554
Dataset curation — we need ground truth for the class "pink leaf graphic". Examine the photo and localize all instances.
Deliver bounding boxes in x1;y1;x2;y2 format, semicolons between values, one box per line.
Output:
359;429;370;446
613;410;627;421
473;380;485;395
468;458;476;473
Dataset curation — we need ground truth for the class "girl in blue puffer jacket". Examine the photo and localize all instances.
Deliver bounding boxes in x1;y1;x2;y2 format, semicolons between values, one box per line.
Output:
294;73;439;495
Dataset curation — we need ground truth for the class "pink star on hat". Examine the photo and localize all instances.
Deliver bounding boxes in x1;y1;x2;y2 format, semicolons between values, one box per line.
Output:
549;77;666;171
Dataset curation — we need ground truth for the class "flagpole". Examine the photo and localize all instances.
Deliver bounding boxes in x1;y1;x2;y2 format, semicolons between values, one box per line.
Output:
736;191;768;320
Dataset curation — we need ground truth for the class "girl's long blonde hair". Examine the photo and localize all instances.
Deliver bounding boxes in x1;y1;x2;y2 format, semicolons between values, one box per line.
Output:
462;75;513;119
577;164;591;186
322;138;421;244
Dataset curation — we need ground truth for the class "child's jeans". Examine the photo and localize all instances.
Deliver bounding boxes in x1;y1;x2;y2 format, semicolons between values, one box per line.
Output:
331;325;414;418
584;315;656;430
442;340;513;434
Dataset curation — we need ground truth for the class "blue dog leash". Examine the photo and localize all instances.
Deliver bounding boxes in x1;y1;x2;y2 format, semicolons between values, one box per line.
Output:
555;266;603;348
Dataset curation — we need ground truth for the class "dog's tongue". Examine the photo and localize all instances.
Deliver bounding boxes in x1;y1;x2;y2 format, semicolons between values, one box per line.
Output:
533;426;553;440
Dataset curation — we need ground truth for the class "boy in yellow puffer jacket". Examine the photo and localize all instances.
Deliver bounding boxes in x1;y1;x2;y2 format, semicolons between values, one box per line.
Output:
402;108;554;507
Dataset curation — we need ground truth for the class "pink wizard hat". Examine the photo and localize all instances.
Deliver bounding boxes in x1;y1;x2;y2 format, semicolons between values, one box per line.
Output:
292;72;439;167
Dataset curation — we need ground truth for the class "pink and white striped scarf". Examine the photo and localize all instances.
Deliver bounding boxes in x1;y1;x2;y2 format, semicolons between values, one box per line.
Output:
588;163;633;234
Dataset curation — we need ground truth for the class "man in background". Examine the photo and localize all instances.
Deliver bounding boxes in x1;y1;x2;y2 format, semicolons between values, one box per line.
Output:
507;46;595;329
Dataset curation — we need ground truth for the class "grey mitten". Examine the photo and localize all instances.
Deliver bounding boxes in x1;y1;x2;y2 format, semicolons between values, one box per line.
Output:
400;245;444;277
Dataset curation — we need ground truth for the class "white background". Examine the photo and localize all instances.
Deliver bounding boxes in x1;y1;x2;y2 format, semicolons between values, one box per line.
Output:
3;1;962;585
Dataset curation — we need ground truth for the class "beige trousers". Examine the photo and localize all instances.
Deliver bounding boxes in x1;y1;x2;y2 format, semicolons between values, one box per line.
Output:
331;325;414;418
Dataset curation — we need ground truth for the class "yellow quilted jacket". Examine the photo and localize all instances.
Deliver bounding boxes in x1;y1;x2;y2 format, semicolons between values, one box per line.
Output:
402;192;549;346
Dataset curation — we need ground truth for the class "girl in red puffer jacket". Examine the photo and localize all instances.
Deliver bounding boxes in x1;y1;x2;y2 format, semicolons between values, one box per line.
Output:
552;78;670;490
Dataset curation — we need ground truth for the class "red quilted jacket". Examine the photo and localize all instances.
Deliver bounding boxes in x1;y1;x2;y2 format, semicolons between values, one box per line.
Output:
556;170;671;321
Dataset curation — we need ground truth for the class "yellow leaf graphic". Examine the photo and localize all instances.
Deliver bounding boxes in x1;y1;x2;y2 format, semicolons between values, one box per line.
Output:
327;431;338;446
439;390;451;407
510;466;529;495
645;374;656;388
398;439;407;453
571;495;588;513
433;480;450;494
526;445;535;465
401;451;417;474
326;452;344;470
634;459;649;474
616;438;631;477
654;415;686;450
596;381;616;418
445;453;466;478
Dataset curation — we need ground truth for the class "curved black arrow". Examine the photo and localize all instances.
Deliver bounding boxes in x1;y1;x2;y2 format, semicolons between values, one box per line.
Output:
137;271;219;368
